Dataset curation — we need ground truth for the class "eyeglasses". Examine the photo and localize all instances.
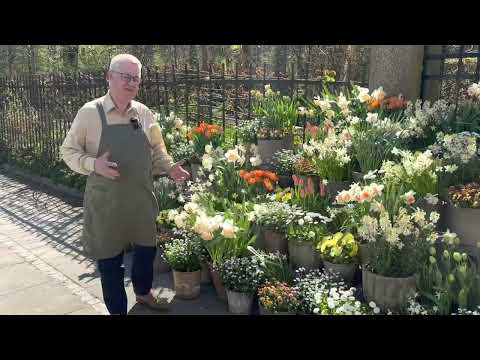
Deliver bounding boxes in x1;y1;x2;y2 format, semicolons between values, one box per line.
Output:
112;71;141;84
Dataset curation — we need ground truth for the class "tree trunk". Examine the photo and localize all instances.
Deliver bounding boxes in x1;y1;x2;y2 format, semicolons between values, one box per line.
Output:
200;45;209;72
7;45;16;77
240;45;251;72
62;45;79;71
274;45;288;77
27;45;37;74
189;45;198;69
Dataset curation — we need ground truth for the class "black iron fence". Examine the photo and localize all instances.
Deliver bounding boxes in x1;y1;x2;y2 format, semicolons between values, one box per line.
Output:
421;45;480;106
0;63;359;168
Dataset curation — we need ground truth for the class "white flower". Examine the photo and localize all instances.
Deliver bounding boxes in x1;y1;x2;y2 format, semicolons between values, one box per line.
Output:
467;82;480;99
424;193;439;205
444;164;458;174
250;156;262;167
298;219;305;226
369;301;377;309
363;170;377;180
308;231;315;238
205;144;213;154
356;86;370;103
174;117;183;129
166;133;174;141
202;154;213;171
366;112;379;124
371;86;386;101
225;149;241;163
373;307;380;314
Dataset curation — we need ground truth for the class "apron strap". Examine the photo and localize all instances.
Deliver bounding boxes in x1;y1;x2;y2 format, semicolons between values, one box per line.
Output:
95;101;108;129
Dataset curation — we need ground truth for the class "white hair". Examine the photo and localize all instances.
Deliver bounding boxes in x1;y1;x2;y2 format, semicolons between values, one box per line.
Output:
109;54;142;72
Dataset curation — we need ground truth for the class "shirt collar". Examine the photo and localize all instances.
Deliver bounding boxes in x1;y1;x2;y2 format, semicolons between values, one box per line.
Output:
103;91;136;115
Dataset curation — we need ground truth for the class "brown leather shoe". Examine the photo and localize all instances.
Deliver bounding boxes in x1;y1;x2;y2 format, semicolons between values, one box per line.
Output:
136;293;171;312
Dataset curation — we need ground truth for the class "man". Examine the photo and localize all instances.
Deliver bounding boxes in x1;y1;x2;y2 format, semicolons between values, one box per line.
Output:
61;54;189;315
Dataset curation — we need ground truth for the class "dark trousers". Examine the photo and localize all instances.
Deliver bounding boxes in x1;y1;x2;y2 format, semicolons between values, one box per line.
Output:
97;245;157;315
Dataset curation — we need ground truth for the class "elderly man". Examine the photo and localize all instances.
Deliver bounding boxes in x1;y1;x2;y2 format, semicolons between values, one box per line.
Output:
61;54;189;315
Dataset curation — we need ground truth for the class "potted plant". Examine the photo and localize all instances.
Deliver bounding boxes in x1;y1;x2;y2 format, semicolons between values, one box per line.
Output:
169;200;257;302
292;157;320;194
317;232;359;284
251;85;298;164
247;246;293;285
286;211;329;271
258;282;298;315
359;201;439;311
163;237;202;300
271;149;300;188
444;182;480;256
187;121;223;180
301;129;352;197
218;256;264;315
292;268;343;315
417;231;480;314
350;123;401;182
250;201;297;255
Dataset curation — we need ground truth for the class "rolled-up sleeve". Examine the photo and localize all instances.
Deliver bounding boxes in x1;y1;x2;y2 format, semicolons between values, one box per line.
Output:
145;110;175;176
60;108;96;176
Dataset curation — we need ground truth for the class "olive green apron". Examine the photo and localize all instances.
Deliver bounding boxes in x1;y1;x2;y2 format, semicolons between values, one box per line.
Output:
82;101;159;260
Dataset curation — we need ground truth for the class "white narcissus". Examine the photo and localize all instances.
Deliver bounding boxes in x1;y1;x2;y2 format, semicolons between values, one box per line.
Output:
205;144;213;154
202;154;213;171
174;117;183;129
356;86;371;103
225;149;241;163
250;156;262;167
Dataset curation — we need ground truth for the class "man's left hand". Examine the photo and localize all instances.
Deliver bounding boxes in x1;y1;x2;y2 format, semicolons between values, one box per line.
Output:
167;162;190;183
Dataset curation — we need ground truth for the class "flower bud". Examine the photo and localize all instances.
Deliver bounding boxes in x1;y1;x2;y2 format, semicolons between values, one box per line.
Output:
454;237;460;246
429;256;437;264
429;247;436;256
453;252;462;263
462;253;468;261
448;274;455;283
443;250;450;259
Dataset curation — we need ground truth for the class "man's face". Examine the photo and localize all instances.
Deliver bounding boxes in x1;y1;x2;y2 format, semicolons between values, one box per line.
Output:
107;61;141;102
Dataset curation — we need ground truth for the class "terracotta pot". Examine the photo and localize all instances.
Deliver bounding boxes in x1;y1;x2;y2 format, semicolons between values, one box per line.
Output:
263;229;288;255
257;135;294;164
207;262;227;302
288;240;321;271
295;175;321;194
226;290;254;315
258;300;295;315
362;268;416;311
172;270;201;300
443;204;480;257
323;260;357;284
153;247;171;273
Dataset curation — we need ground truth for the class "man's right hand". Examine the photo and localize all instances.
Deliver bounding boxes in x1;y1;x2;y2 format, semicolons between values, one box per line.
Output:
94;152;120;180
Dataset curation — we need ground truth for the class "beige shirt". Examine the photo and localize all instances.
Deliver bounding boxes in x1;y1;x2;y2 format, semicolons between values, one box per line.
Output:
60;91;174;176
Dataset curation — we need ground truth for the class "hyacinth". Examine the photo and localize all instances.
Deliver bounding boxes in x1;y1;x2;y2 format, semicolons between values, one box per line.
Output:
335;182;384;204
302;132;351;166
434;132;478;164
402;99;453;139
